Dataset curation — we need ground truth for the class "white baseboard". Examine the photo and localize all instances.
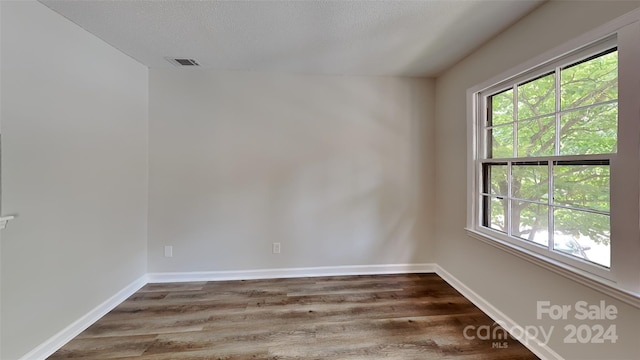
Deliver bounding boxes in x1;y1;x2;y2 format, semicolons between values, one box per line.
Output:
434;265;563;360
147;263;437;283
19;274;148;360
21;264;565;360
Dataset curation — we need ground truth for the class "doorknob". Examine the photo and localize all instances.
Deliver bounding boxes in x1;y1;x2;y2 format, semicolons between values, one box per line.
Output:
0;215;15;229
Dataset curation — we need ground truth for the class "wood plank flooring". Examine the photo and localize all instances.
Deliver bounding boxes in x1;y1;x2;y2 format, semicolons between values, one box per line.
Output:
48;274;539;359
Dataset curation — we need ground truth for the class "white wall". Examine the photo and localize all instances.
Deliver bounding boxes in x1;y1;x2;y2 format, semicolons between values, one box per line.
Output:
434;1;640;359
0;2;148;359
149;70;434;273
12;0;640;359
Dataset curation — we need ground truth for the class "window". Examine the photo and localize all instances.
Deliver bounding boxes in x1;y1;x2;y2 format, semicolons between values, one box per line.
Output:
483;47;616;269
467;18;640;306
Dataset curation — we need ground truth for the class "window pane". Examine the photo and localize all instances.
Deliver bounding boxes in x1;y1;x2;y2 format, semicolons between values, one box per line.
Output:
490;89;513;126
518;73;555;120
561;50;617;111
512;163;548;202
554;164;609;212
517;116;555;157
511;201;549;246
483;163;508;196
553;208;610;267
489;125;513;158
484;196;506;233
560;102;617;155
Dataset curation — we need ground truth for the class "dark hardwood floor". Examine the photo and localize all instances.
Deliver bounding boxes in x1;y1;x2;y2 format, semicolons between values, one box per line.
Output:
48;273;539;359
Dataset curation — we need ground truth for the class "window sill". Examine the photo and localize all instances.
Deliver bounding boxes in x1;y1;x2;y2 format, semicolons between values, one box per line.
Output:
465;228;640;309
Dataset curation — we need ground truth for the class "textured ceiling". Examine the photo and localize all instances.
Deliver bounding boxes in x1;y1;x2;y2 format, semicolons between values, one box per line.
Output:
40;0;545;76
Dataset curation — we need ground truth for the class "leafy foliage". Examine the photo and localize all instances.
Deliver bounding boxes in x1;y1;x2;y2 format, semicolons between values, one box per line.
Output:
486;50;617;252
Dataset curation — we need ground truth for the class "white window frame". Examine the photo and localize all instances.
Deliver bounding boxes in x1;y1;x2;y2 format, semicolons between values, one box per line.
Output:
466;11;640;308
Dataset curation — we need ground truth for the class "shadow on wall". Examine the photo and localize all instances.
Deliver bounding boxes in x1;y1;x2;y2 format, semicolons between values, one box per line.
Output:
150;73;432;270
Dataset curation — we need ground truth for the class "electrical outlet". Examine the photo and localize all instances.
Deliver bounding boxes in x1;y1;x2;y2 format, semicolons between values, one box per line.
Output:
164;245;173;258
272;242;281;254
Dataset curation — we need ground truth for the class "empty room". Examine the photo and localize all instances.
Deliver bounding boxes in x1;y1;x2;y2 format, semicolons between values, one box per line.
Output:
1;0;640;359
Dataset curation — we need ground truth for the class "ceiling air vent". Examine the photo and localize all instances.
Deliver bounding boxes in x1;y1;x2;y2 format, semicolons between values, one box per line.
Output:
166;58;200;67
